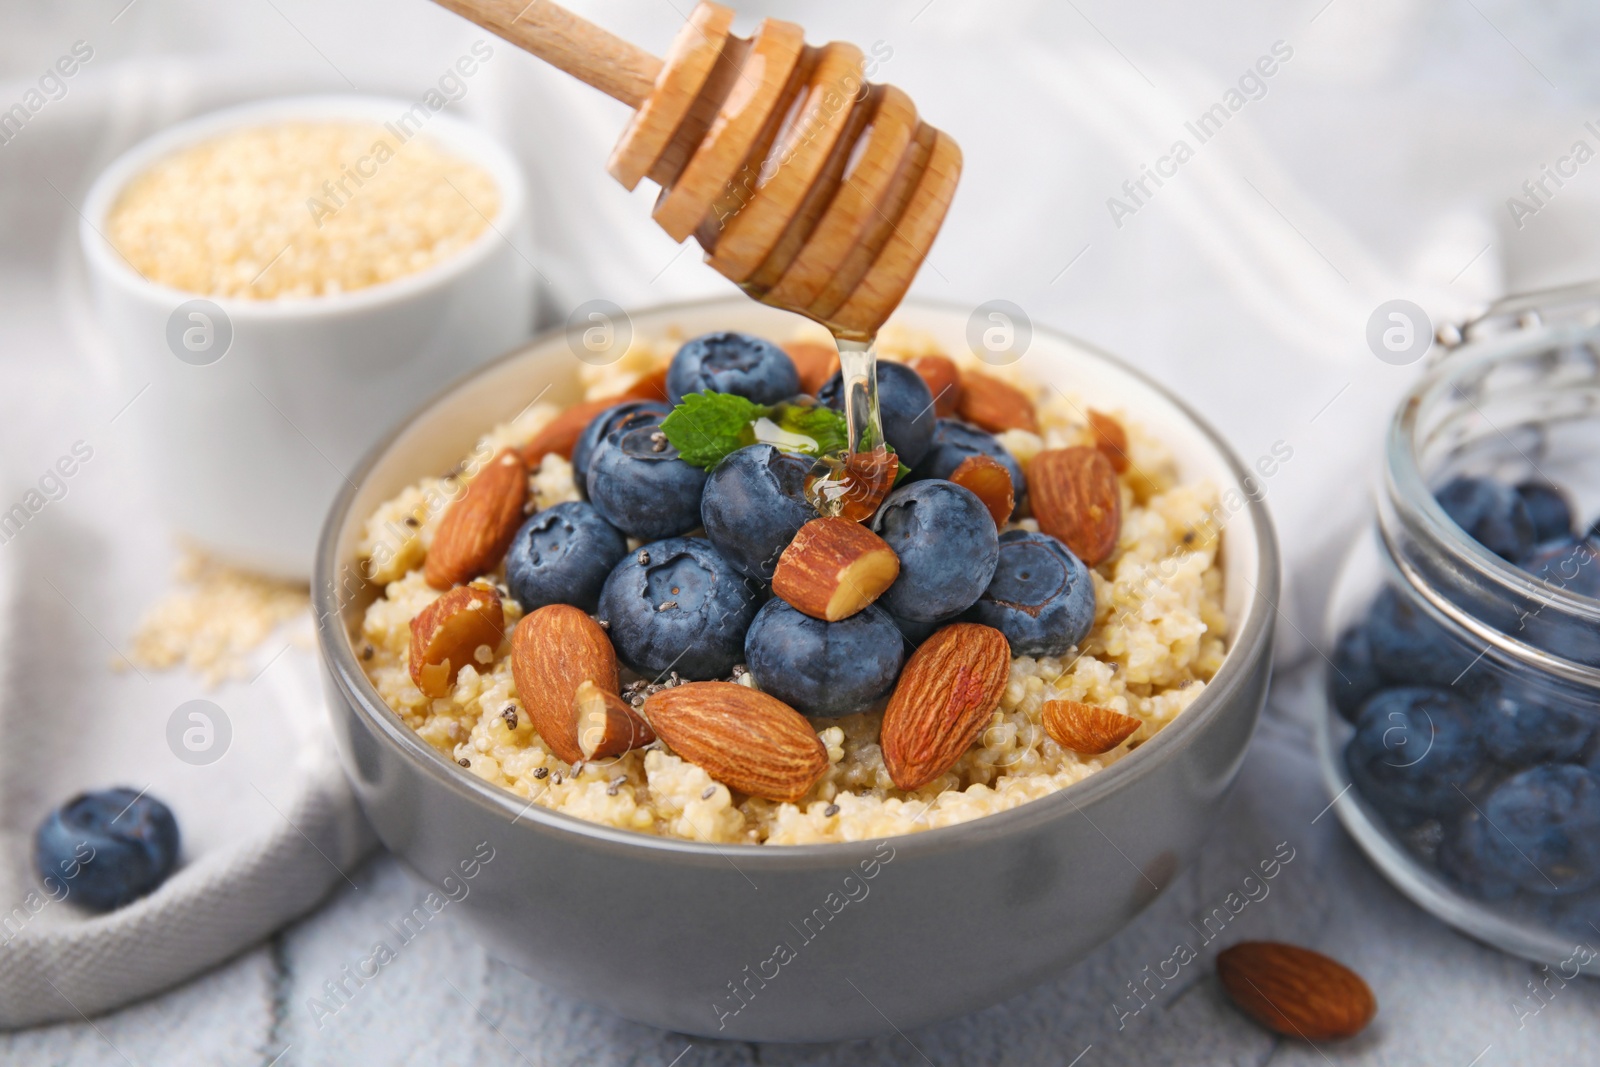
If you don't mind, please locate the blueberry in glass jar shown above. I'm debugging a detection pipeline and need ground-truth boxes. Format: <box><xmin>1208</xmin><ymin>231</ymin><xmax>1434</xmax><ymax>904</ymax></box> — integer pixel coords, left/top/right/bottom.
<box><xmin>1345</xmin><ymin>687</ymin><xmax>1485</xmax><ymax>819</ymax></box>
<box><xmin>1328</xmin><ymin>624</ymin><xmax>1385</xmax><ymax>724</ymax></box>
<box><xmin>1363</xmin><ymin>587</ymin><xmax>1481</xmax><ymax>690</ymax></box>
<box><xmin>505</xmin><ymin>501</ymin><xmax>628</xmax><ymax>613</ymax></box>
<box><xmin>1476</xmin><ymin>764</ymin><xmax>1600</xmax><ymax>895</ymax></box>
<box><xmin>1515</xmin><ymin>480</ymin><xmax>1575</xmax><ymax>545</ymax></box>
<box><xmin>700</xmin><ymin>444</ymin><xmax>818</xmax><ymax>582</ymax></box>
<box><xmin>963</xmin><ymin>530</ymin><xmax>1094</xmax><ymax>657</ymax></box>
<box><xmin>744</xmin><ymin>599</ymin><xmax>905</xmax><ymax>717</ymax></box>
<box><xmin>818</xmin><ymin>360</ymin><xmax>936</xmax><ymax>467</ymax></box>
<box><xmin>666</xmin><ymin>331</ymin><xmax>800</xmax><ymax>406</ymax></box>
<box><xmin>34</xmin><ymin>788</ymin><xmax>180</xmax><ymax>911</ymax></box>
<box><xmin>1434</xmin><ymin>475</ymin><xmax>1535</xmax><ymax>562</ymax></box>
<box><xmin>598</xmin><ymin>537</ymin><xmax>761</xmax><ymax>679</ymax></box>
<box><xmin>571</xmin><ymin>400</ymin><xmax>671</xmax><ymax>499</ymax></box>
<box><xmin>872</xmin><ymin>480</ymin><xmax>999</xmax><ymax>623</ymax></box>
<box><xmin>1437</xmin><ymin>808</ymin><xmax>1520</xmax><ymax>900</ymax></box>
<box><xmin>1477</xmin><ymin>684</ymin><xmax>1591</xmax><ymax>767</ymax></box>
<box><xmin>587</xmin><ymin>421</ymin><xmax>707</xmax><ymax>541</ymax></box>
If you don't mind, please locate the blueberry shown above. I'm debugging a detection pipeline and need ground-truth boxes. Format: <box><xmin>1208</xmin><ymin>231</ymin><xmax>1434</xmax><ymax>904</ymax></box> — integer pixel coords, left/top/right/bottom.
<box><xmin>505</xmin><ymin>502</ymin><xmax>628</xmax><ymax>613</ymax></box>
<box><xmin>1478</xmin><ymin>764</ymin><xmax>1600</xmax><ymax>895</ymax></box>
<box><xmin>745</xmin><ymin>600</ymin><xmax>905</xmax><ymax>717</ymax></box>
<box><xmin>1328</xmin><ymin>625</ymin><xmax>1384</xmax><ymax>724</ymax></box>
<box><xmin>666</xmin><ymin>331</ymin><xmax>800</xmax><ymax>406</ymax></box>
<box><xmin>597</xmin><ymin>537</ymin><xmax>761</xmax><ymax>679</ymax></box>
<box><xmin>34</xmin><ymin>788</ymin><xmax>180</xmax><ymax>912</ymax></box>
<box><xmin>818</xmin><ymin>361</ymin><xmax>936</xmax><ymax>468</ymax></box>
<box><xmin>909</xmin><ymin>419</ymin><xmax>1027</xmax><ymax>511</ymax></box>
<box><xmin>1520</xmin><ymin>539</ymin><xmax>1600</xmax><ymax>599</ymax></box>
<box><xmin>1435</xmin><ymin>475</ymin><xmax>1536</xmax><ymax>562</ymax></box>
<box><xmin>587</xmin><ymin>422</ymin><xmax>707</xmax><ymax>540</ymax></box>
<box><xmin>1438</xmin><ymin>809</ymin><xmax>1519</xmax><ymax>900</ymax></box>
<box><xmin>700</xmin><ymin>445</ymin><xmax>818</xmax><ymax>581</ymax></box>
<box><xmin>963</xmin><ymin>530</ymin><xmax>1094</xmax><ymax>657</ymax></box>
<box><xmin>1478</xmin><ymin>684</ymin><xmax>1591</xmax><ymax>767</ymax></box>
<box><xmin>1516</xmin><ymin>480</ymin><xmax>1575</xmax><ymax>544</ymax></box>
<box><xmin>1345</xmin><ymin>687</ymin><xmax>1483</xmax><ymax>818</ymax></box>
<box><xmin>571</xmin><ymin>400</ymin><xmax>671</xmax><ymax>500</ymax></box>
<box><xmin>871</xmin><ymin>480</ymin><xmax>999</xmax><ymax>623</ymax></box>
<box><xmin>1364</xmin><ymin>587</ymin><xmax>1479</xmax><ymax>689</ymax></box>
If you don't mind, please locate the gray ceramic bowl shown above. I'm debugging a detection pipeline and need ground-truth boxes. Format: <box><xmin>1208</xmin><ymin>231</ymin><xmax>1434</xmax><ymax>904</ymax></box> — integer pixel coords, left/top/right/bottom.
<box><xmin>315</xmin><ymin>297</ymin><xmax>1278</xmax><ymax>1042</ymax></box>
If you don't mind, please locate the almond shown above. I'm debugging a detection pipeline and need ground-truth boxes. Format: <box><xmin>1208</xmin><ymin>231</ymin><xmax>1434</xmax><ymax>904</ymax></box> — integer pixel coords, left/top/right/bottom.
<box><xmin>642</xmin><ymin>682</ymin><xmax>827</xmax><ymax>802</ymax></box>
<box><xmin>1216</xmin><ymin>942</ymin><xmax>1377</xmax><ymax>1041</ymax></box>
<box><xmin>808</xmin><ymin>448</ymin><xmax>899</xmax><ymax>524</ymax></box>
<box><xmin>521</xmin><ymin>397</ymin><xmax>620</xmax><ymax>466</ymax></box>
<box><xmin>1042</xmin><ymin>699</ymin><xmax>1140</xmax><ymax>754</ymax></box>
<box><xmin>906</xmin><ymin>353</ymin><xmax>961</xmax><ymax>416</ymax></box>
<box><xmin>957</xmin><ymin>370</ymin><xmax>1038</xmax><ymax>434</ymax></box>
<box><xmin>1028</xmin><ymin>446</ymin><xmax>1121</xmax><ymax>566</ymax></box>
<box><xmin>409</xmin><ymin>584</ymin><xmax>505</xmax><ymax>698</ymax></box>
<box><xmin>511</xmin><ymin>604</ymin><xmax>620</xmax><ymax>765</ymax></box>
<box><xmin>575</xmin><ymin>680</ymin><xmax>656</xmax><ymax>760</ymax></box>
<box><xmin>772</xmin><ymin>517</ymin><xmax>900</xmax><ymax>621</ymax></box>
<box><xmin>1087</xmin><ymin>409</ymin><xmax>1131</xmax><ymax>473</ymax></box>
<box><xmin>425</xmin><ymin>449</ymin><xmax>529</xmax><ymax>589</ymax></box>
<box><xmin>620</xmin><ymin>364</ymin><xmax>672</xmax><ymax>403</ymax></box>
<box><xmin>948</xmin><ymin>454</ymin><xmax>1014</xmax><ymax>527</ymax></box>
<box><xmin>880</xmin><ymin>623</ymin><xmax>1011</xmax><ymax>790</ymax></box>
<box><xmin>782</xmin><ymin>341</ymin><xmax>841</xmax><ymax>395</ymax></box>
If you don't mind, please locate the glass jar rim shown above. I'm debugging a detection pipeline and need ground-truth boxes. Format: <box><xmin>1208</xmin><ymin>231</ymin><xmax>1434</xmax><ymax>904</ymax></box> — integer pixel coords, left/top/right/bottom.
<box><xmin>1385</xmin><ymin>312</ymin><xmax>1600</xmax><ymax>681</ymax></box>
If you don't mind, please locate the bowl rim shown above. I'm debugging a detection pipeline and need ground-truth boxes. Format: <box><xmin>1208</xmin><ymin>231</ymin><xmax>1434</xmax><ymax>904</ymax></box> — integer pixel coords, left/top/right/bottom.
<box><xmin>78</xmin><ymin>93</ymin><xmax>528</xmax><ymax>319</ymax></box>
<box><xmin>315</xmin><ymin>295</ymin><xmax>1280</xmax><ymax>862</ymax></box>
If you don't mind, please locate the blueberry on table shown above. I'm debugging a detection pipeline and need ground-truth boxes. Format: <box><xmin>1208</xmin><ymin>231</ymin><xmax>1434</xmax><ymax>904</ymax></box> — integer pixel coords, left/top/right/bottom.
<box><xmin>1434</xmin><ymin>475</ymin><xmax>1535</xmax><ymax>562</ymax></box>
<box><xmin>963</xmin><ymin>530</ymin><xmax>1094</xmax><ymax>657</ymax></box>
<box><xmin>571</xmin><ymin>400</ymin><xmax>671</xmax><ymax>499</ymax></box>
<box><xmin>1479</xmin><ymin>764</ymin><xmax>1600</xmax><ymax>895</ymax></box>
<box><xmin>598</xmin><ymin>537</ymin><xmax>761</xmax><ymax>679</ymax></box>
<box><xmin>505</xmin><ymin>501</ymin><xmax>628</xmax><ymax>613</ymax></box>
<box><xmin>872</xmin><ymin>480</ymin><xmax>999</xmax><ymax>623</ymax></box>
<box><xmin>666</xmin><ymin>331</ymin><xmax>800</xmax><ymax>406</ymax></box>
<box><xmin>745</xmin><ymin>599</ymin><xmax>905</xmax><ymax>717</ymax></box>
<box><xmin>1328</xmin><ymin>624</ymin><xmax>1385</xmax><ymax>724</ymax></box>
<box><xmin>1364</xmin><ymin>586</ymin><xmax>1480</xmax><ymax>689</ymax></box>
<box><xmin>819</xmin><ymin>360</ymin><xmax>936</xmax><ymax>468</ymax></box>
<box><xmin>1515</xmin><ymin>480</ymin><xmax>1575</xmax><ymax>544</ymax></box>
<box><xmin>1478</xmin><ymin>684</ymin><xmax>1591</xmax><ymax>767</ymax></box>
<box><xmin>35</xmin><ymin>788</ymin><xmax>180</xmax><ymax>912</ymax></box>
<box><xmin>1345</xmin><ymin>687</ymin><xmax>1484</xmax><ymax>819</ymax></box>
<box><xmin>909</xmin><ymin>418</ymin><xmax>1028</xmax><ymax>511</ymax></box>
<box><xmin>701</xmin><ymin>444</ymin><xmax>818</xmax><ymax>581</ymax></box>
<box><xmin>587</xmin><ymin>422</ymin><xmax>708</xmax><ymax>540</ymax></box>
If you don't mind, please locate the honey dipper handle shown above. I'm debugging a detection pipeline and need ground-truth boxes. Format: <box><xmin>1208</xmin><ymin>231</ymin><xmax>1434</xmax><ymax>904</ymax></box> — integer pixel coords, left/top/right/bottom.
<box><xmin>431</xmin><ymin>0</ymin><xmax>663</xmax><ymax>108</ymax></box>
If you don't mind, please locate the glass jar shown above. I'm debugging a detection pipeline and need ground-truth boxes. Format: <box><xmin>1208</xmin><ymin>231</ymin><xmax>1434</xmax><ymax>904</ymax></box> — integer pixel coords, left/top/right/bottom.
<box><xmin>1319</xmin><ymin>282</ymin><xmax>1600</xmax><ymax>970</ymax></box>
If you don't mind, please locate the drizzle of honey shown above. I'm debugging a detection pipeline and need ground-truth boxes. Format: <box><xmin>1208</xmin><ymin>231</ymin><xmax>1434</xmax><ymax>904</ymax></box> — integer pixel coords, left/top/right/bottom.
<box><xmin>803</xmin><ymin>335</ymin><xmax>895</xmax><ymax>520</ymax></box>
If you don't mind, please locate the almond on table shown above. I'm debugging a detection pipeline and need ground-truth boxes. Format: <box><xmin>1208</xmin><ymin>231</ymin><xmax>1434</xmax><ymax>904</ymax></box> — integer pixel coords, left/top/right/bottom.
<box><xmin>772</xmin><ymin>518</ymin><xmax>900</xmax><ymax>622</ymax></box>
<box><xmin>425</xmin><ymin>448</ymin><xmax>529</xmax><ymax>589</ymax></box>
<box><xmin>1216</xmin><ymin>942</ymin><xmax>1376</xmax><ymax>1041</ymax></box>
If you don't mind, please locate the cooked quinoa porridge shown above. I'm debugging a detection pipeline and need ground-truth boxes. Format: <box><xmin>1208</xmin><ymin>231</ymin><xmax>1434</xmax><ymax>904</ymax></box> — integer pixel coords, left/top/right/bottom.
<box><xmin>356</xmin><ymin>326</ymin><xmax>1229</xmax><ymax>845</ymax></box>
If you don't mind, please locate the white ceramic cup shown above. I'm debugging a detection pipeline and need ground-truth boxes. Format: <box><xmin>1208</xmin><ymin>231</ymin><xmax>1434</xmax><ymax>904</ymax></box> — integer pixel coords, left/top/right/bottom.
<box><xmin>81</xmin><ymin>95</ymin><xmax>535</xmax><ymax>580</ymax></box>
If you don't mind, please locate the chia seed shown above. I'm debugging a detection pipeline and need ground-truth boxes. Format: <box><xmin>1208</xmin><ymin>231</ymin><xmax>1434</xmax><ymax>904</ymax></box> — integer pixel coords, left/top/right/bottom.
<box><xmin>501</xmin><ymin>706</ymin><xmax>518</xmax><ymax>730</ymax></box>
<box><xmin>637</xmin><ymin>550</ymin><xmax>650</xmax><ymax>566</ymax></box>
<box><xmin>457</xmin><ymin>758</ymin><xmax>470</xmax><ymax>767</ymax></box>
<box><xmin>361</xmin><ymin>645</ymin><xmax>374</xmax><ymax>661</ymax></box>
<box><xmin>824</xmin><ymin>804</ymin><xmax>840</xmax><ymax>817</ymax></box>
<box><xmin>701</xmin><ymin>785</ymin><xmax>717</xmax><ymax>800</ymax></box>
<box><xmin>608</xmin><ymin>775</ymin><xmax>627</xmax><ymax>796</ymax></box>
<box><xmin>404</xmin><ymin>516</ymin><xmax>419</xmax><ymax>528</ymax></box>
<box><xmin>533</xmin><ymin>767</ymin><xmax>549</xmax><ymax>779</ymax></box>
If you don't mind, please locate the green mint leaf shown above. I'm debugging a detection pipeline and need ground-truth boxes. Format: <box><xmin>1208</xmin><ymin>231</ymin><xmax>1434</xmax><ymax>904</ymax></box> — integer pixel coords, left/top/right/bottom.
<box><xmin>896</xmin><ymin>460</ymin><xmax>912</xmax><ymax>483</ymax></box>
<box><xmin>660</xmin><ymin>392</ymin><xmax>767</xmax><ymax>469</ymax></box>
<box><xmin>774</xmin><ymin>405</ymin><xmax>850</xmax><ymax>458</ymax></box>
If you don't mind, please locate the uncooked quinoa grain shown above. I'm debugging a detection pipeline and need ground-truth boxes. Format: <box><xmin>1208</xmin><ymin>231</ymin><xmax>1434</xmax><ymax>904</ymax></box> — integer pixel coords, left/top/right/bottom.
<box><xmin>357</xmin><ymin>327</ymin><xmax>1231</xmax><ymax>844</ymax></box>
<box><xmin>107</xmin><ymin>122</ymin><xmax>498</xmax><ymax>299</ymax></box>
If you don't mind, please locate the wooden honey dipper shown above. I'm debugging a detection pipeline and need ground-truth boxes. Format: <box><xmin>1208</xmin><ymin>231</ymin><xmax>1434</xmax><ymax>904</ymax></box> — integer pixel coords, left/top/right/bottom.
<box><xmin>430</xmin><ymin>0</ymin><xmax>962</xmax><ymax>342</ymax></box>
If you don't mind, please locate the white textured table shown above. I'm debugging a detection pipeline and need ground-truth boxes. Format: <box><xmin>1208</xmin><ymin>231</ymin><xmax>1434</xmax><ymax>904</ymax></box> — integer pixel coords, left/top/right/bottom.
<box><xmin>6</xmin><ymin>670</ymin><xmax>1597</xmax><ymax>1065</ymax></box>
<box><xmin>5</xmin><ymin>0</ymin><xmax>1600</xmax><ymax>1060</ymax></box>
